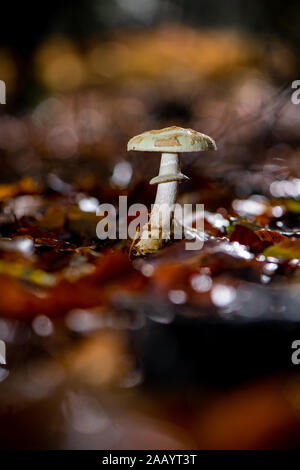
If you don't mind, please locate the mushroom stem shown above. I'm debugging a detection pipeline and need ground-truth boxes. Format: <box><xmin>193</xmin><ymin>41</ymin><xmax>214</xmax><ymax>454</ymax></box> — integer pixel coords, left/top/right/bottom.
<box><xmin>135</xmin><ymin>153</ymin><xmax>179</xmax><ymax>255</ymax></box>
<box><xmin>151</xmin><ymin>152</ymin><xmax>179</xmax><ymax>231</ymax></box>
<box><xmin>156</xmin><ymin>152</ymin><xmax>180</xmax><ymax>180</ymax></box>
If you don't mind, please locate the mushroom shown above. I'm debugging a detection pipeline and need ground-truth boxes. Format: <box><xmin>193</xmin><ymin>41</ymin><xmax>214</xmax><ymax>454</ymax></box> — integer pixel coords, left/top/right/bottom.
<box><xmin>127</xmin><ymin>126</ymin><xmax>217</xmax><ymax>255</ymax></box>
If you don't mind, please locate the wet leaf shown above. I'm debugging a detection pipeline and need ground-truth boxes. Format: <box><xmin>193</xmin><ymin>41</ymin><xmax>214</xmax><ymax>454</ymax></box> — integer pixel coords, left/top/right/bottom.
<box><xmin>254</xmin><ymin>230</ymin><xmax>287</xmax><ymax>245</ymax></box>
<box><xmin>263</xmin><ymin>239</ymin><xmax>300</xmax><ymax>260</ymax></box>
<box><xmin>229</xmin><ymin>224</ymin><xmax>265</xmax><ymax>253</ymax></box>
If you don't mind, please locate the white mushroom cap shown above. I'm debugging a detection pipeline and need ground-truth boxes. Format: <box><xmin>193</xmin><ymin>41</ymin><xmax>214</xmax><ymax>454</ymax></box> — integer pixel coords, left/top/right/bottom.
<box><xmin>127</xmin><ymin>126</ymin><xmax>217</xmax><ymax>153</ymax></box>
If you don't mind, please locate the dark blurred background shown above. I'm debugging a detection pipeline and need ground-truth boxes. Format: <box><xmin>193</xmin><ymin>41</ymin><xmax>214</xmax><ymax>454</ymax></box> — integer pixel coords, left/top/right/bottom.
<box><xmin>1</xmin><ymin>0</ymin><xmax>300</xmax><ymax>110</ymax></box>
<box><xmin>2</xmin><ymin>0</ymin><xmax>300</xmax><ymax>49</ymax></box>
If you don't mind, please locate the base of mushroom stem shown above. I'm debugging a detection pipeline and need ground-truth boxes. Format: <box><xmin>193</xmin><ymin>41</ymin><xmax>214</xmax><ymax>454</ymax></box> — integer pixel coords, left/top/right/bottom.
<box><xmin>133</xmin><ymin>227</ymin><xmax>172</xmax><ymax>255</ymax></box>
